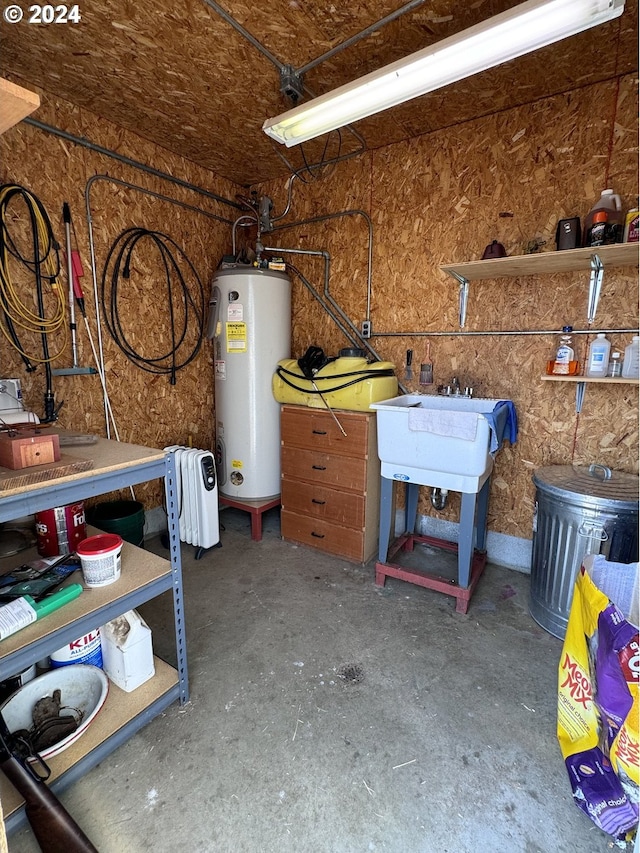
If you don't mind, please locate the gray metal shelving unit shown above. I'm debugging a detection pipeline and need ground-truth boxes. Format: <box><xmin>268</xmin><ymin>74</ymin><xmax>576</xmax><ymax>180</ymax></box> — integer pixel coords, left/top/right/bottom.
<box><xmin>0</xmin><ymin>437</ymin><xmax>188</xmax><ymax>834</ymax></box>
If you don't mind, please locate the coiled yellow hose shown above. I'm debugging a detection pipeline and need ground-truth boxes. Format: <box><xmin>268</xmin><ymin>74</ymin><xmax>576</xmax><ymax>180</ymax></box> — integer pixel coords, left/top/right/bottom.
<box><xmin>0</xmin><ymin>184</ymin><xmax>67</xmax><ymax>363</ymax></box>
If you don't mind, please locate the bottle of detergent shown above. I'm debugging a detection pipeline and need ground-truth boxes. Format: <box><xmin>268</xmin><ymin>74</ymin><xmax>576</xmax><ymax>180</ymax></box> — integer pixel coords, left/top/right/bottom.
<box><xmin>583</xmin><ymin>189</ymin><xmax>623</xmax><ymax>246</ymax></box>
<box><xmin>623</xmin><ymin>207</ymin><xmax>639</xmax><ymax>243</ymax></box>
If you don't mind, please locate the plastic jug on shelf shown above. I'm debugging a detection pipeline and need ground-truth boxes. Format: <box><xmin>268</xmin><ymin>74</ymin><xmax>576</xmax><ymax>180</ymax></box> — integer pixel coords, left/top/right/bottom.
<box><xmin>621</xmin><ymin>336</ymin><xmax>640</xmax><ymax>379</ymax></box>
<box><xmin>585</xmin><ymin>333</ymin><xmax>611</xmax><ymax>378</ymax></box>
<box><xmin>583</xmin><ymin>189</ymin><xmax>623</xmax><ymax>246</ymax></box>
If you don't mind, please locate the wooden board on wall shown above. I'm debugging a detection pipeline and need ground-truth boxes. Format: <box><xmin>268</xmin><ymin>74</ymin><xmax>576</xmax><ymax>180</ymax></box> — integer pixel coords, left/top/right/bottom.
<box><xmin>0</xmin><ymin>77</ymin><xmax>39</xmax><ymax>134</ymax></box>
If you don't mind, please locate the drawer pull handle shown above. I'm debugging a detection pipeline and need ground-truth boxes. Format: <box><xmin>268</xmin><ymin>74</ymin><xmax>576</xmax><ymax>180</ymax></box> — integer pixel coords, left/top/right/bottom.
<box><xmin>311</xmin><ymin>531</ymin><xmax>325</xmax><ymax>539</ymax></box>
<box><xmin>311</xmin><ymin>498</ymin><xmax>326</xmax><ymax>505</ymax></box>
<box><xmin>312</xmin><ymin>429</ymin><xmax>327</xmax><ymax>435</ymax></box>
<box><xmin>312</xmin><ymin>465</ymin><xmax>327</xmax><ymax>470</ymax></box>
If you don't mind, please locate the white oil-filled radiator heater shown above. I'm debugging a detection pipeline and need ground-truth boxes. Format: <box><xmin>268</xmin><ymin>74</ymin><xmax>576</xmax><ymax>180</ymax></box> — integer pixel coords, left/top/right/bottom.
<box><xmin>165</xmin><ymin>446</ymin><xmax>220</xmax><ymax>560</ymax></box>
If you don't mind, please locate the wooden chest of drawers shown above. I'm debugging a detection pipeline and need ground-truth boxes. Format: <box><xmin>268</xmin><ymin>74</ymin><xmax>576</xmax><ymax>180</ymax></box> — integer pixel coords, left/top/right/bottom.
<box><xmin>280</xmin><ymin>404</ymin><xmax>380</xmax><ymax>563</ymax></box>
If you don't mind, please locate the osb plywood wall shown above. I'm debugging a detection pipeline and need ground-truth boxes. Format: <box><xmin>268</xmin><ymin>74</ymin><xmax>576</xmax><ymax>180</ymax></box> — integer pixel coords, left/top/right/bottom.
<box><xmin>1</xmin><ymin>73</ymin><xmax>637</xmax><ymax>547</ymax></box>
<box><xmin>253</xmin><ymin>74</ymin><xmax>639</xmax><ymax>543</ymax></box>
<box><xmin>0</xmin><ymin>84</ymin><xmax>239</xmax><ymax>510</ymax></box>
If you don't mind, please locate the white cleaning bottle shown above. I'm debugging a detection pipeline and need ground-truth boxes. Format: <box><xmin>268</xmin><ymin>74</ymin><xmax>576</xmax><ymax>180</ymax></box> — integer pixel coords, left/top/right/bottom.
<box><xmin>622</xmin><ymin>335</ymin><xmax>640</xmax><ymax>379</ymax></box>
<box><xmin>586</xmin><ymin>333</ymin><xmax>611</xmax><ymax>378</ymax></box>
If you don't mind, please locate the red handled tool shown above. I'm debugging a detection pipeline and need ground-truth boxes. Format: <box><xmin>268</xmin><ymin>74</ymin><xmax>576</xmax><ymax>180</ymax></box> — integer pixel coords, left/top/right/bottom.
<box><xmin>52</xmin><ymin>203</ymin><xmax>95</xmax><ymax>376</ymax></box>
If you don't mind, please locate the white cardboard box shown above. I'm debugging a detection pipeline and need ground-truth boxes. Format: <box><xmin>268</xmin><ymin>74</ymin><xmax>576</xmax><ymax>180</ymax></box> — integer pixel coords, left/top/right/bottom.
<box><xmin>101</xmin><ymin>610</ymin><xmax>155</xmax><ymax>692</ymax></box>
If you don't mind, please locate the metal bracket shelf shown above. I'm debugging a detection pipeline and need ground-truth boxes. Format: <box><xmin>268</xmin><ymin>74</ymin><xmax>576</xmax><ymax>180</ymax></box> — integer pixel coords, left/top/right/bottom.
<box><xmin>540</xmin><ymin>374</ymin><xmax>639</xmax><ymax>413</ymax></box>
<box><xmin>440</xmin><ymin>243</ymin><xmax>639</xmax><ymax>328</ymax></box>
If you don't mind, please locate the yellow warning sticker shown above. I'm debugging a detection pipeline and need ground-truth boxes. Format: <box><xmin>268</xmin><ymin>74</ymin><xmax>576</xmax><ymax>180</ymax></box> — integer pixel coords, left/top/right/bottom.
<box><xmin>226</xmin><ymin>322</ymin><xmax>247</xmax><ymax>352</ymax></box>
<box><xmin>231</xmin><ymin>459</ymin><xmax>243</xmax><ymax>469</ymax></box>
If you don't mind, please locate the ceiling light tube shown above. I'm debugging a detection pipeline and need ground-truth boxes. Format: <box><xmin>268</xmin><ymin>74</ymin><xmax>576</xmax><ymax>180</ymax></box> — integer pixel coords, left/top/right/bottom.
<box><xmin>263</xmin><ymin>0</ymin><xmax>625</xmax><ymax>147</ymax></box>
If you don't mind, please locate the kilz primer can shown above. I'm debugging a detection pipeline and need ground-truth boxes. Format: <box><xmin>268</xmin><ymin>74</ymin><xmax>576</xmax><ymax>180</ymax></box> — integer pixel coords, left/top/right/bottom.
<box><xmin>51</xmin><ymin>629</ymin><xmax>103</xmax><ymax>669</ymax></box>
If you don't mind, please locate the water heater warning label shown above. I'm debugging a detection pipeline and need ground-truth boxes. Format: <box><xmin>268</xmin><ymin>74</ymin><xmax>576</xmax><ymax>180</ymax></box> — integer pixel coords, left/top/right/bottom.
<box><xmin>226</xmin><ymin>322</ymin><xmax>247</xmax><ymax>352</ymax></box>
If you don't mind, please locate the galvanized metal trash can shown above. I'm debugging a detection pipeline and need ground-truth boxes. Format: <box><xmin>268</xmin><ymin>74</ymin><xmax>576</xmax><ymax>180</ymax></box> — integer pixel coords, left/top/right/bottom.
<box><xmin>529</xmin><ymin>464</ymin><xmax>639</xmax><ymax>639</ymax></box>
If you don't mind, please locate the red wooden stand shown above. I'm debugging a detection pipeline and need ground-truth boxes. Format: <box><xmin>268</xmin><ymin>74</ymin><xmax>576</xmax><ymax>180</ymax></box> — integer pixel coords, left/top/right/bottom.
<box><xmin>375</xmin><ymin>532</ymin><xmax>487</xmax><ymax>614</ymax></box>
<box><xmin>219</xmin><ymin>495</ymin><xmax>280</xmax><ymax>541</ymax></box>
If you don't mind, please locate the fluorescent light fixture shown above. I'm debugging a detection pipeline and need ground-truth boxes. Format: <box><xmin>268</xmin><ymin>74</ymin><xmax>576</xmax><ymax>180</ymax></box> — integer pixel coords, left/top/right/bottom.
<box><xmin>263</xmin><ymin>0</ymin><xmax>625</xmax><ymax>147</ymax></box>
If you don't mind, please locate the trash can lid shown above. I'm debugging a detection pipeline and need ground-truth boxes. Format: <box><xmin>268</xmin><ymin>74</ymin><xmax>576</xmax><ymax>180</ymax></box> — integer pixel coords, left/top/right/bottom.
<box><xmin>533</xmin><ymin>464</ymin><xmax>639</xmax><ymax>508</ymax></box>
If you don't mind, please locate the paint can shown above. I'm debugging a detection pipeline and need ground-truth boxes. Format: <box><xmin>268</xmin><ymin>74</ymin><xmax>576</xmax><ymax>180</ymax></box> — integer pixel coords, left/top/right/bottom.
<box><xmin>76</xmin><ymin>533</ymin><xmax>123</xmax><ymax>587</ymax></box>
<box><xmin>35</xmin><ymin>502</ymin><xmax>86</xmax><ymax>557</ymax></box>
<box><xmin>51</xmin><ymin>628</ymin><xmax>103</xmax><ymax>669</ymax></box>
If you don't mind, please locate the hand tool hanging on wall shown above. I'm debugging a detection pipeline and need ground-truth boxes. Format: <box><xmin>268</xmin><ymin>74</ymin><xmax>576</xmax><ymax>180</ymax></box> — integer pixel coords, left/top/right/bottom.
<box><xmin>52</xmin><ymin>203</ymin><xmax>96</xmax><ymax>377</ymax></box>
<box><xmin>101</xmin><ymin>228</ymin><xmax>205</xmax><ymax>385</ymax></box>
<box><xmin>419</xmin><ymin>341</ymin><xmax>433</xmax><ymax>385</ymax></box>
<box><xmin>405</xmin><ymin>349</ymin><xmax>413</xmax><ymax>382</ymax></box>
<box><xmin>0</xmin><ymin>184</ymin><xmax>66</xmax><ymax>422</ymax></box>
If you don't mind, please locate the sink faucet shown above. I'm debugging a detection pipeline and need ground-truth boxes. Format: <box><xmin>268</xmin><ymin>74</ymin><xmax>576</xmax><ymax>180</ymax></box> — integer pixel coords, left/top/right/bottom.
<box><xmin>437</xmin><ymin>377</ymin><xmax>474</xmax><ymax>398</ymax></box>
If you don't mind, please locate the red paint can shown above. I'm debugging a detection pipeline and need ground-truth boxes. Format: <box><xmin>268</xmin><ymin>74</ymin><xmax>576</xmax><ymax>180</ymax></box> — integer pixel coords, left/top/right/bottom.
<box><xmin>35</xmin><ymin>502</ymin><xmax>86</xmax><ymax>556</ymax></box>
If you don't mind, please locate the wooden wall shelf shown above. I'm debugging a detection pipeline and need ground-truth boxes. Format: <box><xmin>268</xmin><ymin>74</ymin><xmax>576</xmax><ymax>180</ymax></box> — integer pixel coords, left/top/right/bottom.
<box><xmin>540</xmin><ymin>372</ymin><xmax>638</xmax><ymax>413</ymax></box>
<box><xmin>440</xmin><ymin>243</ymin><xmax>639</xmax><ymax>327</ymax></box>
<box><xmin>0</xmin><ymin>78</ymin><xmax>40</xmax><ymax>135</ymax></box>
<box><xmin>441</xmin><ymin>243</ymin><xmax>639</xmax><ymax>282</ymax></box>
<box><xmin>540</xmin><ymin>375</ymin><xmax>639</xmax><ymax>384</ymax></box>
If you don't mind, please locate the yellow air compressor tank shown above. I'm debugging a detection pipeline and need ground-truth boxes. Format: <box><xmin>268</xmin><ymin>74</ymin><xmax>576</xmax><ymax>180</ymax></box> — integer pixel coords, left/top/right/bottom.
<box><xmin>272</xmin><ymin>355</ymin><xmax>398</xmax><ymax>412</ymax></box>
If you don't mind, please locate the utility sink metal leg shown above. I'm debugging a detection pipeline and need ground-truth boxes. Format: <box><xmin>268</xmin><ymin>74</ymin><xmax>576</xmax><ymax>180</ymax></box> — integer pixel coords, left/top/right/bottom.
<box><xmin>405</xmin><ymin>483</ymin><xmax>419</xmax><ymax>534</ymax></box>
<box><xmin>375</xmin><ymin>477</ymin><xmax>489</xmax><ymax>611</ymax></box>
<box><xmin>475</xmin><ymin>477</ymin><xmax>491</xmax><ymax>552</ymax></box>
<box><xmin>459</xmin><ymin>492</ymin><xmax>478</xmax><ymax>588</ymax></box>
<box><xmin>378</xmin><ymin>476</ymin><xmax>394</xmax><ymax>563</ymax></box>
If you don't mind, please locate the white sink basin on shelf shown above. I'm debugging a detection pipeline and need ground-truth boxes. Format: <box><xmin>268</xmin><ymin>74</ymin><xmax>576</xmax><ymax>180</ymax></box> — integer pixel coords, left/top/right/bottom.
<box><xmin>370</xmin><ymin>394</ymin><xmax>504</xmax><ymax>493</ymax></box>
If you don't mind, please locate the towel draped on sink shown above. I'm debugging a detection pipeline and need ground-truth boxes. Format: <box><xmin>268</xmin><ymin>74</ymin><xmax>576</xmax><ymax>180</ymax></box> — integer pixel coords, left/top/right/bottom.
<box><xmin>407</xmin><ymin>399</ymin><xmax>518</xmax><ymax>456</ymax></box>
<box><xmin>408</xmin><ymin>408</ymin><xmax>479</xmax><ymax>440</ymax></box>
<box><xmin>484</xmin><ymin>400</ymin><xmax>518</xmax><ymax>454</ymax></box>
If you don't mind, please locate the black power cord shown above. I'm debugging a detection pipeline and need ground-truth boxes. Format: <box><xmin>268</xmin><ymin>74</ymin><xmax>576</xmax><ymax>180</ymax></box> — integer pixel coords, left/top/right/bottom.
<box><xmin>101</xmin><ymin>228</ymin><xmax>205</xmax><ymax>384</ymax></box>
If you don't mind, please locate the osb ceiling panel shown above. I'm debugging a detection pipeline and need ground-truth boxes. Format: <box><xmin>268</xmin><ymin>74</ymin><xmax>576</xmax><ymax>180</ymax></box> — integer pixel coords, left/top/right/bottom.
<box><xmin>1</xmin><ymin>0</ymin><xmax>637</xmax><ymax>185</ymax></box>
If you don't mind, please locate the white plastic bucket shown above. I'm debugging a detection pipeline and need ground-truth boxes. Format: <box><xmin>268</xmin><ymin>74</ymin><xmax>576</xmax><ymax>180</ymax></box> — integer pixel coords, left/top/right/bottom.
<box><xmin>77</xmin><ymin>533</ymin><xmax>123</xmax><ymax>587</ymax></box>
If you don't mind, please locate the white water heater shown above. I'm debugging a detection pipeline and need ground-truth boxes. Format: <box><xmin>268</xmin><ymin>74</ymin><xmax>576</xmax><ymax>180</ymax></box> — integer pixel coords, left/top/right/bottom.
<box><xmin>208</xmin><ymin>267</ymin><xmax>291</xmax><ymax>500</ymax></box>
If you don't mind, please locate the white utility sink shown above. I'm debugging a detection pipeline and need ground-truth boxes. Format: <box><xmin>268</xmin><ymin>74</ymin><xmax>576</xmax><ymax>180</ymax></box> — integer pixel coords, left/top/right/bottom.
<box><xmin>370</xmin><ymin>394</ymin><xmax>506</xmax><ymax>493</ymax></box>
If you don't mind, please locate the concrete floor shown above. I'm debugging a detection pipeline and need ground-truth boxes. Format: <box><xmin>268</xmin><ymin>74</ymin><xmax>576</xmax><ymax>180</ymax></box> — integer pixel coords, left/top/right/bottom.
<box><xmin>8</xmin><ymin>507</ymin><xmax>616</xmax><ymax>852</ymax></box>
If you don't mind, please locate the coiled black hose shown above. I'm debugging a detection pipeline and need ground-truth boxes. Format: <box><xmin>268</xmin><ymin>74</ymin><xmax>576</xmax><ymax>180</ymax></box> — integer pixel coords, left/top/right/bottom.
<box><xmin>101</xmin><ymin>228</ymin><xmax>205</xmax><ymax>384</ymax></box>
<box><xmin>275</xmin><ymin>363</ymin><xmax>396</xmax><ymax>395</ymax></box>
